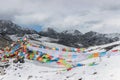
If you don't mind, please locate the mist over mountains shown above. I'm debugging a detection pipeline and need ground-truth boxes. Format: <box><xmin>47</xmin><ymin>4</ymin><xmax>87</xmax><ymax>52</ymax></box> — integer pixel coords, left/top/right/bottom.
<box><xmin>0</xmin><ymin>20</ymin><xmax>37</xmax><ymax>35</ymax></box>
<box><xmin>0</xmin><ymin>20</ymin><xmax>120</xmax><ymax>48</ymax></box>
<box><xmin>39</xmin><ymin>28</ymin><xmax>120</xmax><ymax>48</ymax></box>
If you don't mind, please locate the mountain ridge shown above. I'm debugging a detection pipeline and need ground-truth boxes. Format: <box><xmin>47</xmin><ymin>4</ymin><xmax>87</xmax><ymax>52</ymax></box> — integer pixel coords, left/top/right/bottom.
<box><xmin>0</xmin><ymin>20</ymin><xmax>120</xmax><ymax>48</ymax></box>
<box><xmin>0</xmin><ymin>20</ymin><xmax>37</xmax><ymax>48</ymax></box>
<box><xmin>0</xmin><ymin>20</ymin><xmax>37</xmax><ymax>35</ymax></box>
<box><xmin>39</xmin><ymin>28</ymin><xmax>120</xmax><ymax>48</ymax></box>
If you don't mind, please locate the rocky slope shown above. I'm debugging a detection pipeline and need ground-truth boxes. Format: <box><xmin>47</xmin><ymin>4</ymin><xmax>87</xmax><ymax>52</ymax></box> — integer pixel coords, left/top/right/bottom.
<box><xmin>0</xmin><ymin>20</ymin><xmax>37</xmax><ymax>35</ymax></box>
<box><xmin>0</xmin><ymin>20</ymin><xmax>119</xmax><ymax>48</ymax></box>
<box><xmin>39</xmin><ymin>28</ymin><xmax>120</xmax><ymax>48</ymax></box>
<box><xmin>0</xmin><ymin>20</ymin><xmax>37</xmax><ymax>48</ymax></box>
<box><xmin>0</xmin><ymin>34</ymin><xmax>12</xmax><ymax>48</ymax></box>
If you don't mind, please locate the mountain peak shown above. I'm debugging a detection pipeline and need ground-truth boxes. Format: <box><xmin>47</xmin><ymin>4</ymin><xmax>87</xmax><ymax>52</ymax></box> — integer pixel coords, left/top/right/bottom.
<box><xmin>62</xmin><ymin>29</ymin><xmax>82</xmax><ymax>35</ymax></box>
<box><xmin>74</xmin><ymin>30</ymin><xmax>83</xmax><ymax>35</ymax></box>
<box><xmin>0</xmin><ymin>20</ymin><xmax>37</xmax><ymax>34</ymax></box>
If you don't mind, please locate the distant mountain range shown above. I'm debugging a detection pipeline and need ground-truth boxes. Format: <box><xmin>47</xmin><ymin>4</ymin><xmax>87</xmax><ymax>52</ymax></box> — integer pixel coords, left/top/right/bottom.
<box><xmin>39</xmin><ymin>28</ymin><xmax>120</xmax><ymax>48</ymax></box>
<box><xmin>0</xmin><ymin>20</ymin><xmax>120</xmax><ymax>48</ymax></box>
<box><xmin>0</xmin><ymin>20</ymin><xmax>37</xmax><ymax>35</ymax></box>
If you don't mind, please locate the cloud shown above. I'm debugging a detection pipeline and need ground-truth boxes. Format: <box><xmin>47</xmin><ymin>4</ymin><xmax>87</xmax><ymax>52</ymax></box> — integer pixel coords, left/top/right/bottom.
<box><xmin>0</xmin><ymin>0</ymin><xmax>120</xmax><ymax>33</ymax></box>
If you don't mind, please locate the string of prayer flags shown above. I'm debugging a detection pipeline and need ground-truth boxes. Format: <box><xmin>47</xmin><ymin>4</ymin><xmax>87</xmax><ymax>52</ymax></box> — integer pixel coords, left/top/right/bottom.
<box><xmin>93</xmin><ymin>52</ymin><xmax>99</xmax><ymax>58</ymax></box>
<box><xmin>88</xmin><ymin>54</ymin><xmax>93</xmax><ymax>59</ymax></box>
<box><xmin>111</xmin><ymin>50</ymin><xmax>118</xmax><ymax>52</ymax></box>
<box><xmin>100</xmin><ymin>52</ymin><xmax>107</xmax><ymax>57</ymax></box>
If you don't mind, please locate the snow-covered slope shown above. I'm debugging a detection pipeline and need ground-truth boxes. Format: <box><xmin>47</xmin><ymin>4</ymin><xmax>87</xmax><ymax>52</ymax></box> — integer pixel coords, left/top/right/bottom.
<box><xmin>0</xmin><ymin>53</ymin><xmax>120</xmax><ymax>80</ymax></box>
<box><xmin>105</xmin><ymin>33</ymin><xmax>120</xmax><ymax>39</ymax></box>
<box><xmin>29</xmin><ymin>36</ymin><xmax>120</xmax><ymax>54</ymax></box>
<box><xmin>30</xmin><ymin>36</ymin><xmax>120</xmax><ymax>52</ymax></box>
<box><xmin>3</xmin><ymin>35</ymin><xmax>120</xmax><ymax>80</ymax></box>
<box><xmin>9</xmin><ymin>34</ymin><xmax>120</xmax><ymax>52</ymax></box>
<box><xmin>86</xmin><ymin>40</ymin><xmax>120</xmax><ymax>52</ymax></box>
<box><xmin>38</xmin><ymin>36</ymin><xmax>59</xmax><ymax>42</ymax></box>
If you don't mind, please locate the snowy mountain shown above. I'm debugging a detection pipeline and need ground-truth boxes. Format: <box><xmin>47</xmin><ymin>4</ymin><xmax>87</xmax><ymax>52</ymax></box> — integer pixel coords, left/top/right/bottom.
<box><xmin>39</xmin><ymin>28</ymin><xmax>120</xmax><ymax>48</ymax></box>
<box><xmin>9</xmin><ymin>33</ymin><xmax>120</xmax><ymax>53</ymax></box>
<box><xmin>30</xmin><ymin>36</ymin><xmax>120</xmax><ymax>52</ymax></box>
<box><xmin>0</xmin><ymin>20</ymin><xmax>120</xmax><ymax>48</ymax></box>
<box><xmin>105</xmin><ymin>33</ymin><xmax>120</xmax><ymax>39</ymax></box>
<box><xmin>2</xmin><ymin>30</ymin><xmax>120</xmax><ymax>80</ymax></box>
<box><xmin>0</xmin><ymin>20</ymin><xmax>38</xmax><ymax>48</ymax></box>
<box><xmin>1</xmin><ymin>37</ymin><xmax>120</xmax><ymax>80</ymax></box>
<box><xmin>0</xmin><ymin>20</ymin><xmax>37</xmax><ymax>35</ymax></box>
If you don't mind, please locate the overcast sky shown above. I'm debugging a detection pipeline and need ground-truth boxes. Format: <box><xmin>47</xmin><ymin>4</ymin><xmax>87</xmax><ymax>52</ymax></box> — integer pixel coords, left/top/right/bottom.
<box><xmin>0</xmin><ymin>0</ymin><xmax>120</xmax><ymax>33</ymax></box>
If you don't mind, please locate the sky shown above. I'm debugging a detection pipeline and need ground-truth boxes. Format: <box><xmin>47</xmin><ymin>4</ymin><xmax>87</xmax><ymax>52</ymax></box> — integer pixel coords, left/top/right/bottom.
<box><xmin>0</xmin><ymin>0</ymin><xmax>120</xmax><ymax>33</ymax></box>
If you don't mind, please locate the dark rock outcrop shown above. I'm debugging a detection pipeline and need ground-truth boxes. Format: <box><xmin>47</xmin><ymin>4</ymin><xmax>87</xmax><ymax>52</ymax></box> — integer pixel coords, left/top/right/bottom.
<box><xmin>0</xmin><ymin>34</ymin><xmax>12</xmax><ymax>48</ymax></box>
<box><xmin>0</xmin><ymin>20</ymin><xmax>37</xmax><ymax>35</ymax></box>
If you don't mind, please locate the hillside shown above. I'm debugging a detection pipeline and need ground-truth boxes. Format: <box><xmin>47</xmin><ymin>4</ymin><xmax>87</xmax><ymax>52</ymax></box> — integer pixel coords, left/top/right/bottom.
<box><xmin>0</xmin><ymin>20</ymin><xmax>37</xmax><ymax>48</ymax></box>
<box><xmin>39</xmin><ymin>28</ymin><xmax>120</xmax><ymax>48</ymax></box>
<box><xmin>0</xmin><ymin>43</ymin><xmax>120</xmax><ymax>80</ymax></box>
<box><xmin>0</xmin><ymin>20</ymin><xmax>37</xmax><ymax>35</ymax></box>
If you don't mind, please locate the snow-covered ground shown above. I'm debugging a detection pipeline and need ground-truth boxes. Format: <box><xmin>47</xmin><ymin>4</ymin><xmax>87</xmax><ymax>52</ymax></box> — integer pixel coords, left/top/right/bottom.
<box><xmin>5</xmin><ymin>35</ymin><xmax>120</xmax><ymax>80</ymax></box>
<box><xmin>87</xmin><ymin>40</ymin><xmax>120</xmax><ymax>50</ymax></box>
<box><xmin>0</xmin><ymin>54</ymin><xmax>120</xmax><ymax>80</ymax></box>
<box><xmin>9</xmin><ymin>34</ymin><xmax>120</xmax><ymax>50</ymax></box>
<box><xmin>38</xmin><ymin>36</ymin><xmax>59</xmax><ymax>42</ymax></box>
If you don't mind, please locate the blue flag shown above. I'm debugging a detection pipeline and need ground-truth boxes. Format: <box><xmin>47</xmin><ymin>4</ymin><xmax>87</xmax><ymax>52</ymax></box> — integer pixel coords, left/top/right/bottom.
<box><xmin>100</xmin><ymin>52</ymin><xmax>106</xmax><ymax>57</ymax></box>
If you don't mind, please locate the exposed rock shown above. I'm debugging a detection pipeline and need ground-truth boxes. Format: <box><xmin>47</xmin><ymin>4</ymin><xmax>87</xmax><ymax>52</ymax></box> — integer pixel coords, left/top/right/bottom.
<box><xmin>39</xmin><ymin>28</ymin><xmax>119</xmax><ymax>48</ymax></box>
<box><xmin>0</xmin><ymin>20</ymin><xmax>37</xmax><ymax>35</ymax></box>
<box><xmin>0</xmin><ymin>34</ymin><xmax>12</xmax><ymax>48</ymax></box>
